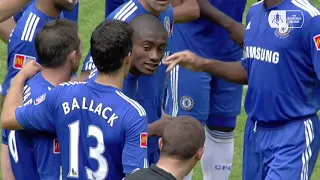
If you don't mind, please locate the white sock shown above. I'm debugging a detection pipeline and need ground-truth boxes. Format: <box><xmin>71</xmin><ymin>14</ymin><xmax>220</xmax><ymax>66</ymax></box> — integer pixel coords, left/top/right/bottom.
<box><xmin>183</xmin><ymin>169</ymin><xmax>194</xmax><ymax>180</ymax></box>
<box><xmin>201</xmin><ymin>127</ymin><xmax>234</xmax><ymax>180</ymax></box>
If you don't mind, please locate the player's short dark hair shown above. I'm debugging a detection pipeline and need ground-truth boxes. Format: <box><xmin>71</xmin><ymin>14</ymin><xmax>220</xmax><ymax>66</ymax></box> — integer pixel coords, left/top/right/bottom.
<box><xmin>35</xmin><ymin>19</ymin><xmax>80</xmax><ymax>68</ymax></box>
<box><xmin>90</xmin><ymin>20</ymin><xmax>134</xmax><ymax>75</ymax></box>
<box><xmin>161</xmin><ymin>116</ymin><xmax>205</xmax><ymax>160</ymax></box>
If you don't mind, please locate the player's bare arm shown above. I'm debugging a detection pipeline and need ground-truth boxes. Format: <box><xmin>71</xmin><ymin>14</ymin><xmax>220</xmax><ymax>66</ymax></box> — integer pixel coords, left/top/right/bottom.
<box><xmin>148</xmin><ymin>110</ymin><xmax>173</xmax><ymax>137</ymax></box>
<box><xmin>196</xmin><ymin>0</ymin><xmax>245</xmax><ymax>46</ymax></box>
<box><xmin>0</xmin><ymin>18</ymin><xmax>16</xmax><ymax>43</ymax></box>
<box><xmin>1</xmin><ymin>60</ymin><xmax>42</xmax><ymax>130</ymax></box>
<box><xmin>1</xmin><ymin>144</ymin><xmax>15</xmax><ymax>180</ymax></box>
<box><xmin>164</xmin><ymin>50</ymin><xmax>247</xmax><ymax>84</ymax></box>
<box><xmin>171</xmin><ymin>0</ymin><xmax>200</xmax><ymax>23</ymax></box>
<box><xmin>0</xmin><ymin>0</ymin><xmax>30</xmax><ymax>23</ymax></box>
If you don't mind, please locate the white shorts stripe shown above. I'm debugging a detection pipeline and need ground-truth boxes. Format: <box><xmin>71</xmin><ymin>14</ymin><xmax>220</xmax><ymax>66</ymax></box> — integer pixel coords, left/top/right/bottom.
<box><xmin>301</xmin><ymin>119</ymin><xmax>314</xmax><ymax>180</ymax></box>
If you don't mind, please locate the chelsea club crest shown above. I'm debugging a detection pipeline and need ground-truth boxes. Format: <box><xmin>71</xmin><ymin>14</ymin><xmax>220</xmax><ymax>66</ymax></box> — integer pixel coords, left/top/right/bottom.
<box><xmin>180</xmin><ymin>96</ymin><xmax>194</xmax><ymax>111</ymax></box>
<box><xmin>275</xmin><ymin>20</ymin><xmax>293</xmax><ymax>38</ymax></box>
<box><xmin>164</xmin><ymin>16</ymin><xmax>171</xmax><ymax>37</ymax></box>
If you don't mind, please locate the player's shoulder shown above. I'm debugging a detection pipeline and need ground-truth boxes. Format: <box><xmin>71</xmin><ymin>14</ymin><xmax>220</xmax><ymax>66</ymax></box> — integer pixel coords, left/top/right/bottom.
<box><xmin>51</xmin><ymin>81</ymin><xmax>86</xmax><ymax>95</ymax></box>
<box><xmin>288</xmin><ymin>0</ymin><xmax>320</xmax><ymax>28</ymax></box>
<box><xmin>289</xmin><ymin>0</ymin><xmax>319</xmax><ymax>18</ymax></box>
<box><xmin>57</xmin><ymin>81</ymin><xmax>88</xmax><ymax>90</ymax></box>
<box><xmin>114</xmin><ymin>90</ymin><xmax>147</xmax><ymax>117</ymax></box>
<box><xmin>247</xmin><ymin>0</ymin><xmax>263</xmax><ymax>17</ymax></box>
<box><xmin>108</xmin><ymin>0</ymin><xmax>140</xmax><ymax>22</ymax></box>
<box><xmin>11</xmin><ymin>4</ymin><xmax>48</xmax><ymax>43</ymax></box>
<box><xmin>23</xmin><ymin>74</ymin><xmax>52</xmax><ymax>105</ymax></box>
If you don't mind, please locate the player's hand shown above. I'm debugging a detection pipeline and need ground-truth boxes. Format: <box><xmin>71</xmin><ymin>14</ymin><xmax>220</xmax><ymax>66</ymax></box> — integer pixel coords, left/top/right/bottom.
<box><xmin>17</xmin><ymin>60</ymin><xmax>42</xmax><ymax>80</ymax></box>
<box><xmin>163</xmin><ymin>50</ymin><xmax>206</xmax><ymax>73</ymax></box>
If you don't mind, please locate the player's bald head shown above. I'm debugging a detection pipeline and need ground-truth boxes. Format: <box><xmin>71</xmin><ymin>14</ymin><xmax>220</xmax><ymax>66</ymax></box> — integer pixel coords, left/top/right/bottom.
<box><xmin>130</xmin><ymin>14</ymin><xmax>167</xmax><ymax>39</ymax></box>
<box><xmin>160</xmin><ymin>116</ymin><xmax>205</xmax><ymax>161</ymax></box>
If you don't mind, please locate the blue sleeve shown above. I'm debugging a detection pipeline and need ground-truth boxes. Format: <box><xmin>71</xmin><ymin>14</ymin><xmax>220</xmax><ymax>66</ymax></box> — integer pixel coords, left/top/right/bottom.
<box><xmin>303</xmin><ymin>16</ymin><xmax>320</xmax><ymax>80</ymax></box>
<box><xmin>2</xmin><ymin>129</ymin><xmax>8</xmax><ymax>145</ymax></box>
<box><xmin>15</xmin><ymin>90</ymin><xmax>57</xmax><ymax>133</ymax></box>
<box><xmin>7</xmin><ymin>40</ymin><xmax>38</xmax><ymax>78</ymax></box>
<box><xmin>122</xmin><ymin>110</ymin><xmax>148</xmax><ymax>174</ymax></box>
<box><xmin>81</xmin><ymin>52</ymin><xmax>96</xmax><ymax>72</ymax></box>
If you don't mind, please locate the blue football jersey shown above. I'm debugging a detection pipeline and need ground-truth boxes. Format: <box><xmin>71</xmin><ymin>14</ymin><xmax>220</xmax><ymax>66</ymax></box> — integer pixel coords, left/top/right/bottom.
<box><xmin>2</xmin><ymin>72</ymin><xmax>59</xmax><ymax>180</ymax></box>
<box><xmin>82</xmin><ymin>0</ymin><xmax>173</xmax><ymax>155</ymax></box>
<box><xmin>15</xmin><ymin>81</ymin><xmax>149</xmax><ymax>180</ymax></box>
<box><xmin>3</xmin><ymin>2</ymin><xmax>57</xmax><ymax>96</ymax></box>
<box><xmin>241</xmin><ymin>0</ymin><xmax>320</xmax><ymax>123</ymax></box>
<box><xmin>171</xmin><ymin>0</ymin><xmax>246</xmax><ymax>60</ymax></box>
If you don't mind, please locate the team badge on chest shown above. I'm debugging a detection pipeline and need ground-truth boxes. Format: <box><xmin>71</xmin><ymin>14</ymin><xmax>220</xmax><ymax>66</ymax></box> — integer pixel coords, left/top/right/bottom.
<box><xmin>180</xmin><ymin>96</ymin><xmax>194</xmax><ymax>111</ymax></box>
<box><xmin>164</xmin><ymin>16</ymin><xmax>171</xmax><ymax>37</ymax></box>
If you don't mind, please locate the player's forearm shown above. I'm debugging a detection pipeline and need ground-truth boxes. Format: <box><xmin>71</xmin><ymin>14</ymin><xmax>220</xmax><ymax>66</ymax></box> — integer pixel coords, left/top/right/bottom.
<box><xmin>1</xmin><ymin>74</ymin><xmax>26</xmax><ymax>130</ymax></box>
<box><xmin>148</xmin><ymin>123</ymin><xmax>157</xmax><ymax>137</ymax></box>
<box><xmin>173</xmin><ymin>0</ymin><xmax>200</xmax><ymax>23</ymax></box>
<box><xmin>1</xmin><ymin>144</ymin><xmax>15</xmax><ymax>180</ymax></box>
<box><xmin>202</xmin><ymin>59</ymin><xmax>248</xmax><ymax>85</ymax></box>
<box><xmin>0</xmin><ymin>0</ymin><xmax>30</xmax><ymax>22</ymax></box>
<box><xmin>196</xmin><ymin>0</ymin><xmax>245</xmax><ymax>46</ymax></box>
<box><xmin>0</xmin><ymin>18</ymin><xmax>16</xmax><ymax>43</ymax></box>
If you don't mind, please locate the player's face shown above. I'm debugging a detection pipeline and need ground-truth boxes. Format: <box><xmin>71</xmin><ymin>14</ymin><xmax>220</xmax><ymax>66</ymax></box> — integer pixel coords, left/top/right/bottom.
<box><xmin>54</xmin><ymin>0</ymin><xmax>78</xmax><ymax>12</ymax></box>
<box><xmin>131</xmin><ymin>30</ymin><xmax>168</xmax><ymax>75</ymax></box>
<box><xmin>145</xmin><ymin>0</ymin><xmax>170</xmax><ymax>13</ymax></box>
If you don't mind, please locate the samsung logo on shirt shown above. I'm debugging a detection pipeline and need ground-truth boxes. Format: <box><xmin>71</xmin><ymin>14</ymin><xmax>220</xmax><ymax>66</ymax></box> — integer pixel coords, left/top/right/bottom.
<box><xmin>244</xmin><ymin>46</ymin><xmax>280</xmax><ymax>64</ymax></box>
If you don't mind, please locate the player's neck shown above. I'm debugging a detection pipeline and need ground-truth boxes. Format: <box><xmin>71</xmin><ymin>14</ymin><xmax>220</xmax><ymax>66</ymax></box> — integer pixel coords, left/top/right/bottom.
<box><xmin>156</xmin><ymin>157</ymin><xmax>194</xmax><ymax>180</ymax></box>
<box><xmin>138</xmin><ymin>0</ymin><xmax>161</xmax><ymax>16</ymax></box>
<box><xmin>264</xmin><ymin>0</ymin><xmax>283</xmax><ymax>7</ymax></box>
<box><xmin>42</xmin><ymin>68</ymin><xmax>72</xmax><ymax>87</ymax></box>
<box><xmin>129</xmin><ymin>66</ymin><xmax>141</xmax><ymax>77</ymax></box>
<box><xmin>36</xmin><ymin>0</ymin><xmax>61</xmax><ymax>18</ymax></box>
<box><xmin>95</xmin><ymin>73</ymin><xmax>124</xmax><ymax>90</ymax></box>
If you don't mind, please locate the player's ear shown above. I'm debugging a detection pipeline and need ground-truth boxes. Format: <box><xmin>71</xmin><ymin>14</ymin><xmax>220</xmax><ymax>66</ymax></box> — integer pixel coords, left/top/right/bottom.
<box><xmin>125</xmin><ymin>52</ymin><xmax>132</xmax><ymax>65</ymax></box>
<box><xmin>195</xmin><ymin>147</ymin><xmax>205</xmax><ymax>160</ymax></box>
<box><xmin>159</xmin><ymin>138</ymin><xmax>164</xmax><ymax>150</ymax></box>
<box><xmin>69</xmin><ymin>50</ymin><xmax>77</xmax><ymax>64</ymax></box>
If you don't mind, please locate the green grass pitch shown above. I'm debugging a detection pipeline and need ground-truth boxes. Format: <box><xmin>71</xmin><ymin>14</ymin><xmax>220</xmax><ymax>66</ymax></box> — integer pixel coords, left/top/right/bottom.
<box><xmin>0</xmin><ymin>0</ymin><xmax>319</xmax><ymax>179</ymax></box>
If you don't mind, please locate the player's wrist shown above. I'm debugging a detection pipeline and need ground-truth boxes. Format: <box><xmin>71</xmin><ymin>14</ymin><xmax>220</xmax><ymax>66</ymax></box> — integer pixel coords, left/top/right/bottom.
<box><xmin>14</xmin><ymin>72</ymin><xmax>28</xmax><ymax>84</ymax></box>
<box><xmin>201</xmin><ymin>58</ymin><xmax>211</xmax><ymax>72</ymax></box>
